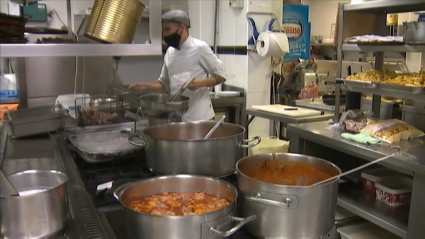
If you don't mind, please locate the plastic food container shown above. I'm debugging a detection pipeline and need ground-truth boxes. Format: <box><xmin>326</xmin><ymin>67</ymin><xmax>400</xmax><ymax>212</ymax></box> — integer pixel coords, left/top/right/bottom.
<box><xmin>249</xmin><ymin>136</ymin><xmax>289</xmax><ymax>155</ymax></box>
<box><xmin>375</xmin><ymin>177</ymin><xmax>412</xmax><ymax>206</ymax></box>
<box><xmin>337</xmin><ymin>222</ymin><xmax>400</xmax><ymax>239</ymax></box>
<box><xmin>361</xmin><ymin>168</ymin><xmax>399</xmax><ymax>194</ymax></box>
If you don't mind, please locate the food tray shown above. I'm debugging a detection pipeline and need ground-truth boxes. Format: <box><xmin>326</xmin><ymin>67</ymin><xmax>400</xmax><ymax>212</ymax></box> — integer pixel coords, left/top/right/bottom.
<box><xmin>349</xmin><ymin>42</ymin><xmax>404</xmax><ymax>45</ymax></box>
<box><xmin>69</xmin><ymin>129</ymin><xmax>144</xmax><ymax>163</ymax></box>
<box><xmin>2</xmin><ymin>104</ymin><xmax>65</xmax><ymax>138</ymax></box>
<box><xmin>337</xmin><ymin>222</ymin><xmax>400</xmax><ymax>239</ymax></box>
<box><xmin>378</xmin><ymin>83</ymin><xmax>425</xmax><ymax>94</ymax></box>
<box><xmin>338</xmin><ymin>78</ymin><xmax>377</xmax><ymax>89</ymax></box>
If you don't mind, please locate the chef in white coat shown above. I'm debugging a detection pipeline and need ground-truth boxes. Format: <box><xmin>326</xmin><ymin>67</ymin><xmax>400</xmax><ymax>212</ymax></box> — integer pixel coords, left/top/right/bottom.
<box><xmin>130</xmin><ymin>10</ymin><xmax>226</xmax><ymax>122</ymax></box>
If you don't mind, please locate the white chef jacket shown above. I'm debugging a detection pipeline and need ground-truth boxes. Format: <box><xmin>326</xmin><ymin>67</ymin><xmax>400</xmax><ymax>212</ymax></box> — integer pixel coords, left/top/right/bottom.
<box><xmin>158</xmin><ymin>36</ymin><xmax>226</xmax><ymax>122</ymax></box>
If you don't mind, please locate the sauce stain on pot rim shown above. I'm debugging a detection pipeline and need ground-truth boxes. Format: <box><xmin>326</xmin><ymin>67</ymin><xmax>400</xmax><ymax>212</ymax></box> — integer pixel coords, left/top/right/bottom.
<box><xmin>236</xmin><ymin>153</ymin><xmax>342</xmax><ymax>188</ymax></box>
<box><xmin>114</xmin><ymin>174</ymin><xmax>239</xmax><ymax>218</ymax></box>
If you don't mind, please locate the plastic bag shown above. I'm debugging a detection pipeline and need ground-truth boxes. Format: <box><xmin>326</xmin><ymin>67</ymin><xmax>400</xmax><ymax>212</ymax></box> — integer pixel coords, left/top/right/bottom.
<box><xmin>361</xmin><ymin>119</ymin><xmax>425</xmax><ymax>143</ymax></box>
<box><xmin>328</xmin><ymin>110</ymin><xmax>371</xmax><ymax>132</ymax></box>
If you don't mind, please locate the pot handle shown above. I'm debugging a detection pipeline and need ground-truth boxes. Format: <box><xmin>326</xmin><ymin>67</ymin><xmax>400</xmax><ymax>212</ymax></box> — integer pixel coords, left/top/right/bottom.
<box><xmin>240</xmin><ymin>136</ymin><xmax>261</xmax><ymax>148</ymax></box>
<box><xmin>128</xmin><ymin>134</ymin><xmax>145</xmax><ymax>147</ymax></box>
<box><xmin>210</xmin><ymin>215</ymin><xmax>257</xmax><ymax>237</ymax></box>
<box><xmin>246</xmin><ymin>194</ymin><xmax>292</xmax><ymax>208</ymax></box>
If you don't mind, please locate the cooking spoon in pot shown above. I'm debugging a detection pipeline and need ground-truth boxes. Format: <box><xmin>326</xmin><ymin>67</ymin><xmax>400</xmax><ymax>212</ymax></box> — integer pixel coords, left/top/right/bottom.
<box><xmin>204</xmin><ymin>115</ymin><xmax>226</xmax><ymax>139</ymax></box>
<box><xmin>168</xmin><ymin>77</ymin><xmax>196</xmax><ymax>102</ymax></box>
<box><xmin>310</xmin><ymin>146</ymin><xmax>401</xmax><ymax>187</ymax></box>
<box><xmin>0</xmin><ymin>170</ymin><xmax>19</xmax><ymax>196</ymax></box>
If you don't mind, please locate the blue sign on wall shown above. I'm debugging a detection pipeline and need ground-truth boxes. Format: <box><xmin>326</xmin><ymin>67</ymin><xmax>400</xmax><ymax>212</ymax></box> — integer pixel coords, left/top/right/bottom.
<box><xmin>283</xmin><ymin>4</ymin><xmax>311</xmax><ymax>61</ymax></box>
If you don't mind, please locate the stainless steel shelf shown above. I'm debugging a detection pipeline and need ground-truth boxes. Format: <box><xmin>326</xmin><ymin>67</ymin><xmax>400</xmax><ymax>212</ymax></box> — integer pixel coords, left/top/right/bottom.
<box><xmin>342</xmin><ymin>44</ymin><xmax>425</xmax><ymax>52</ymax></box>
<box><xmin>0</xmin><ymin>43</ymin><xmax>162</xmax><ymax>57</ymax></box>
<box><xmin>341</xmin><ymin>83</ymin><xmax>425</xmax><ymax>102</ymax></box>
<box><xmin>337</xmin><ymin>183</ymin><xmax>409</xmax><ymax>238</ymax></box>
<box><xmin>0</xmin><ymin>0</ymin><xmax>162</xmax><ymax>57</ymax></box>
<box><xmin>344</xmin><ymin>0</ymin><xmax>425</xmax><ymax>13</ymax></box>
<box><xmin>0</xmin><ymin>98</ymin><xmax>19</xmax><ymax>104</ymax></box>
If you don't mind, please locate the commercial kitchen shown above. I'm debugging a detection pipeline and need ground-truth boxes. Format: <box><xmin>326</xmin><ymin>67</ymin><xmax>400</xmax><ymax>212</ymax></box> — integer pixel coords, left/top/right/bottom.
<box><xmin>1</xmin><ymin>0</ymin><xmax>425</xmax><ymax>238</ymax></box>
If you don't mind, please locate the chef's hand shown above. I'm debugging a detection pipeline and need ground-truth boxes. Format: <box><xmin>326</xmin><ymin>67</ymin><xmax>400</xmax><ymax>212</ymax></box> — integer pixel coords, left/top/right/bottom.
<box><xmin>129</xmin><ymin>82</ymin><xmax>148</xmax><ymax>92</ymax></box>
<box><xmin>188</xmin><ymin>79</ymin><xmax>205</xmax><ymax>91</ymax></box>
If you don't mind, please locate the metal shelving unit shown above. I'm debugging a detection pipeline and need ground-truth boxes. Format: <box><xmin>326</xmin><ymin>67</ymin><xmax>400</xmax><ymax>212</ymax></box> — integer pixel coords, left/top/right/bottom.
<box><xmin>0</xmin><ymin>0</ymin><xmax>162</xmax><ymax>57</ymax></box>
<box><xmin>334</xmin><ymin>1</ymin><xmax>425</xmax><ymax>239</ymax></box>
<box><xmin>338</xmin><ymin>184</ymin><xmax>409</xmax><ymax>238</ymax></box>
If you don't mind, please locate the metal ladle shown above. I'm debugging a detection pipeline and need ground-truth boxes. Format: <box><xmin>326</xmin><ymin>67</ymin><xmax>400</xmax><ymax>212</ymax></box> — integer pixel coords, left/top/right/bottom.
<box><xmin>168</xmin><ymin>77</ymin><xmax>196</xmax><ymax>102</ymax></box>
<box><xmin>310</xmin><ymin>146</ymin><xmax>401</xmax><ymax>187</ymax></box>
<box><xmin>0</xmin><ymin>170</ymin><xmax>19</xmax><ymax>196</ymax></box>
<box><xmin>204</xmin><ymin>115</ymin><xmax>226</xmax><ymax>139</ymax></box>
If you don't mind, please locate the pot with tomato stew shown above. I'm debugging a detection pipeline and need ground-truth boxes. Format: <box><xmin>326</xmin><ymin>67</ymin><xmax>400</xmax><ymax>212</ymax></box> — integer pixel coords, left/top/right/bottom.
<box><xmin>236</xmin><ymin>153</ymin><xmax>341</xmax><ymax>238</ymax></box>
<box><xmin>113</xmin><ymin>175</ymin><xmax>256</xmax><ymax>239</ymax></box>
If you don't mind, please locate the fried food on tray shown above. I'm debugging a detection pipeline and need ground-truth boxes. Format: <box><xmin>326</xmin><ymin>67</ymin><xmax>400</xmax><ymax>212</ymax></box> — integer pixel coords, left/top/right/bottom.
<box><xmin>346</xmin><ymin>69</ymin><xmax>425</xmax><ymax>87</ymax></box>
<box><xmin>130</xmin><ymin>192</ymin><xmax>230</xmax><ymax>216</ymax></box>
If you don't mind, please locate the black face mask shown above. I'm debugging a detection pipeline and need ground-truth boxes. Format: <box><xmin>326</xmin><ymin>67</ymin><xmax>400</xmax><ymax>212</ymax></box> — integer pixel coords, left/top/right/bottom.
<box><xmin>164</xmin><ymin>31</ymin><xmax>181</xmax><ymax>49</ymax></box>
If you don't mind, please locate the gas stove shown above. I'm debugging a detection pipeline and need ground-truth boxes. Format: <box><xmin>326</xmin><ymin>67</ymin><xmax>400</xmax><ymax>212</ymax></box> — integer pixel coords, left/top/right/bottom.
<box><xmin>70</xmin><ymin>150</ymin><xmax>254</xmax><ymax>238</ymax></box>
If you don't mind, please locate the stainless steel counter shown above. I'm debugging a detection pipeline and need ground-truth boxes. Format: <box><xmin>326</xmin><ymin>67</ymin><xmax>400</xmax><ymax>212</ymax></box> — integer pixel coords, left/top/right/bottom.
<box><xmin>287</xmin><ymin>121</ymin><xmax>425</xmax><ymax>239</ymax></box>
<box><xmin>287</xmin><ymin>121</ymin><xmax>425</xmax><ymax>174</ymax></box>
<box><xmin>0</xmin><ymin>127</ymin><xmax>116</xmax><ymax>238</ymax></box>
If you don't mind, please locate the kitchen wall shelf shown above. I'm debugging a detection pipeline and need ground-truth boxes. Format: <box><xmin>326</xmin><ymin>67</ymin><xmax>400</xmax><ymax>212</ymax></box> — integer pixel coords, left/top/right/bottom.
<box><xmin>342</xmin><ymin>44</ymin><xmax>425</xmax><ymax>52</ymax></box>
<box><xmin>337</xmin><ymin>183</ymin><xmax>409</xmax><ymax>238</ymax></box>
<box><xmin>344</xmin><ymin>0</ymin><xmax>425</xmax><ymax>14</ymax></box>
<box><xmin>331</xmin><ymin>1</ymin><xmax>425</xmax><ymax>238</ymax></box>
<box><xmin>0</xmin><ymin>0</ymin><xmax>162</xmax><ymax>57</ymax></box>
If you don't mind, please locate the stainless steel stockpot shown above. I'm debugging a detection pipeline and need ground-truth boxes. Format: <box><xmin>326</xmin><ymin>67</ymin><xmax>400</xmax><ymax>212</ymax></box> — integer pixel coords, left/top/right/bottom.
<box><xmin>129</xmin><ymin>121</ymin><xmax>261</xmax><ymax>177</ymax></box>
<box><xmin>113</xmin><ymin>175</ymin><xmax>256</xmax><ymax>239</ymax></box>
<box><xmin>0</xmin><ymin>170</ymin><xmax>68</xmax><ymax>238</ymax></box>
<box><xmin>236</xmin><ymin>153</ymin><xmax>341</xmax><ymax>239</ymax></box>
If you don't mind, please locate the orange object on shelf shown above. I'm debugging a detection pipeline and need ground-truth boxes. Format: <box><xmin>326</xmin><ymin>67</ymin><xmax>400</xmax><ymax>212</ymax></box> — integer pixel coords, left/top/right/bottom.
<box><xmin>0</xmin><ymin>104</ymin><xmax>19</xmax><ymax>120</ymax></box>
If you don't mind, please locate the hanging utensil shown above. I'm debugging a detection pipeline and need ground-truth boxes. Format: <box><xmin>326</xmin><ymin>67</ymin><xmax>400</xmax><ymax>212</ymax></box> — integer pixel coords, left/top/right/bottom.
<box><xmin>0</xmin><ymin>170</ymin><xmax>19</xmax><ymax>196</ymax></box>
<box><xmin>310</xmin><ymin>146</ymin><xmax>401</xmax><ymax>187</ymax></box>
<box><xmin>204</xmin><ymin>115</ymin><xmax>226</xmax><ymax>139</ymax></box>
<box><xmin>168</xmin><ymin>77</ymin><xmax>196</xmax><ymax>102</ymax></box>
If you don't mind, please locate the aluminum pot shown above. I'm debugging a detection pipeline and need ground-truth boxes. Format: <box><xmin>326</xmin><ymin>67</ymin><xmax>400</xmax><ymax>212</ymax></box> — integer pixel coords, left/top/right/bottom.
<box><xmin>113</xmin><ymin>175</ymin><xmax>256</xmax><ymax>239</ymax></box>
<box><xmin>236</xmin><ymin>153</ymin><xmax>341</xmax><ymax>238</ymax></box>
<box><xmin>0</xmin><ymin>170</ymin><xmax>68</xmax><ymax>238</ymax></box>
<box><xmin>139</xmin><ymin>93</ymin><xmax>190</xmax><ymax>126</ymax></box>
<box><xmin>128</xmin><ymin>121</ymin><xmax>261</xmax><ymax>177</ymax></box>
<box><xmin>403</xmin><ymin>21</ymin><xmax>425</xmax><ymax>43</ymax></box>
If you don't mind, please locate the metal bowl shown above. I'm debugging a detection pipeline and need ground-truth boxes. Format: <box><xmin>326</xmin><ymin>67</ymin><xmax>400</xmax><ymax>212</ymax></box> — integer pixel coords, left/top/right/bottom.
<box><xmin>139</xmin><ymin>93</ymin><xmax>190</xmax><ymax>117</ymax></box>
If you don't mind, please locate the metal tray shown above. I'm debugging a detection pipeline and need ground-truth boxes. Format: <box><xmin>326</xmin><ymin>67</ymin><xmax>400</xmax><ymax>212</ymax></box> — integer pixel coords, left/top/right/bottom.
<box><xmin>339</xmin><ymin>78</ymin><xmax>377</xmax><ymax>89</ymax></box>
<box><xmin>378</xmin><ymin>83</ymin><xmax>425</xmax><ymax>94</ymax></box>
<box><xmin>3</xmin><ymin>104</ymin><xmax>66</xmax><ymax>138</ymax></box>
<box><xmin>69</xmin><ymin>130</ymin><xmax>144</xmax><ymax>163</ymax></box>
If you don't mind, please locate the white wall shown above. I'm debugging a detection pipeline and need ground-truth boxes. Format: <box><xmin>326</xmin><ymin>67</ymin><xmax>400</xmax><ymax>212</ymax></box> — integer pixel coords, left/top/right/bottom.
<box><xmin>302</xmin><ymin>0</ymin><xmax>350</xmax><ymax>39</ymax></box>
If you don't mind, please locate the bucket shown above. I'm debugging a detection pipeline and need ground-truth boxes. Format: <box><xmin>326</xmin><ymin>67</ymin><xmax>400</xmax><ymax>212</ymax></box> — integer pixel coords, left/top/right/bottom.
<box><xmin>84</xmin><ymin>0</ymin><xmax>145</xmax><ymax>43</ymax></box>
<box><xmin>250</xmin><ymin>136</ymin><xmax>289</xmax><ymax>155</ymax></box>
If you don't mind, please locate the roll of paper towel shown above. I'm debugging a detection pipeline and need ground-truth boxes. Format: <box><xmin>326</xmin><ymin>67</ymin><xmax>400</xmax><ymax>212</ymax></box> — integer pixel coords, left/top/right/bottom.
<box><xmin>256</xmin><ymin>32</ymin><xmax>289</xmax><ymax>57</ymax></box>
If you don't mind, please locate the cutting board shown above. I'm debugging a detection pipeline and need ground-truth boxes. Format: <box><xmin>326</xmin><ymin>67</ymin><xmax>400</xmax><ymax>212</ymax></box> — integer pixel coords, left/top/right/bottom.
<box><xmin>252</xmin><ymin>105</ymin><xmax>322</xmax><ymax>117</ymax></box>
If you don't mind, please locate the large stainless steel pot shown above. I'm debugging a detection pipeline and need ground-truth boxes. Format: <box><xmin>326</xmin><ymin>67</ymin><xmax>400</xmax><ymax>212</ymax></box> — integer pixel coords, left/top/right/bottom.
<box><xmin>236</xmin><ymin>153</ymin><xmax>341</xmax><ymax>238</ymax></box>
<box><xmin>0</xmin><ymin>170</ymin><xmax>68</xmax><ymax>238</ymax></box>
<box><xmin>128</xmin><ymin>121</ymin><xmax>261</xmax><ymax>177</ymax></box>
<box><xmin>139</xmin><ymin>93</ymin><xmax>190</xmax><ymax>126</ymax></box>
<box><xmin>113</xmin><ymin>175</ymin><xmax>256</xmax><ymax>239</ymax></box>
<box><xmin>403</xmin><ymin>21</ymin><xmax>425</xmax><ymax>43</ymax></box>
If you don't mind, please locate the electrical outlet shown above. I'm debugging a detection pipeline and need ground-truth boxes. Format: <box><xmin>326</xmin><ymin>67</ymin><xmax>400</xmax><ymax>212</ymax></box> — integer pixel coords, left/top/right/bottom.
<box><xmin>229</xmin><ymin>0</ymin><xmax>244</xmax><ymax>9</ymax></box>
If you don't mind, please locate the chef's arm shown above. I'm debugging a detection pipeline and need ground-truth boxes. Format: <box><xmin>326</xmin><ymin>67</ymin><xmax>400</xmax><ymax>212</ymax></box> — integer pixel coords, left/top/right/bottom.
<box><xmin>200</xmin><ymin>74</ymin><xmax>227</xmax><ymax>87</ymax></box>
<box><xmin>129</xmin><ymin>80</ymin><xmax>166</xmax><ymax>92</ymax></box>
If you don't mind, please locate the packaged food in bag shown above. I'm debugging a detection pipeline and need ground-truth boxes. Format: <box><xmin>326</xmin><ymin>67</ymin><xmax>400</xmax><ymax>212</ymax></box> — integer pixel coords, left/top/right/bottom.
<box><xmin>361</xmin><ymin>119</ymin><xmax>425</xmax><ymax>143</ymax></box>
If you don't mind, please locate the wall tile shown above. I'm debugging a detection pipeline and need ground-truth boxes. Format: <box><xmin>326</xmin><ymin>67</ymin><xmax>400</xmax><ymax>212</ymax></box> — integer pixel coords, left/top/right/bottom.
<box><xmin>249</xmin><ymin>117</ymin><xmax>270</xmax><ymax>132</ymax></box>
<box><xmin>0</xmin><ymin>1</ymin><xmax>8</xmax><ymax>14</ymax></box>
